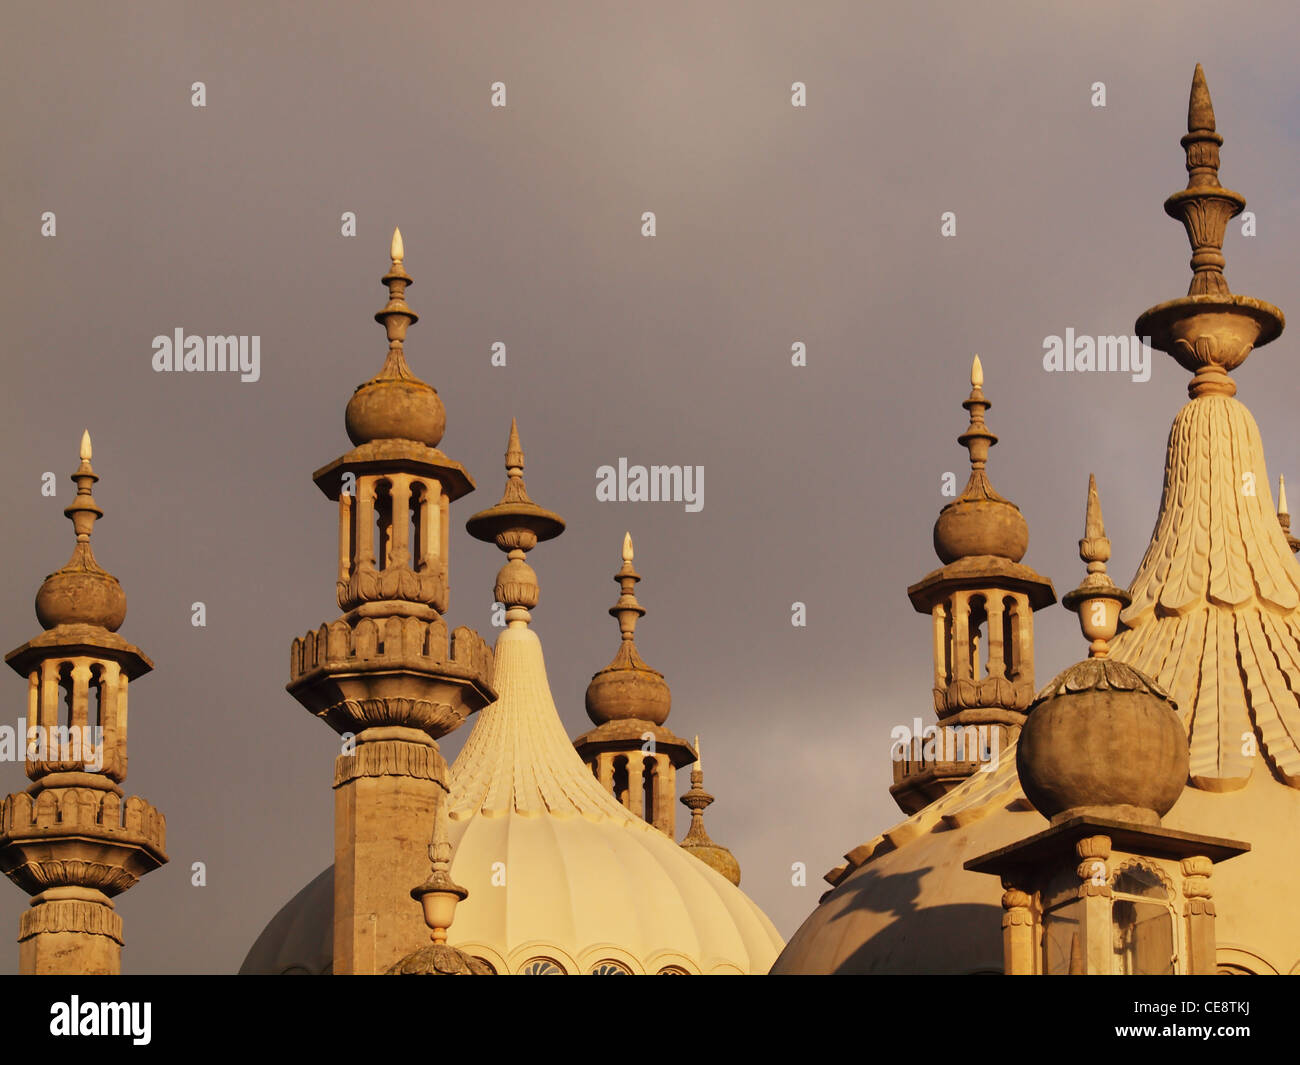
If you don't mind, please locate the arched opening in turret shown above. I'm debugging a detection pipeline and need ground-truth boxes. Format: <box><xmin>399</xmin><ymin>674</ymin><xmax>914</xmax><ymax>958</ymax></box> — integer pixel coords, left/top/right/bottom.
<box><xmin>1002</xmin><ymin>596</ymin><xmax>1018</xmax><ymax>681</ymax></box>
<box><xmin>612</xmin><ymin>755</ymin><xmax>629</xmax><ymax>807</ymax></box>
<box><xmin>643</xmin><ymin>756</ymin><xmax>658</xmax><ymax>823</ymax></box>
<box><xmin>410</xmin><ymin>482</ymin><xmax>427</xmax><ymax>572</ymax></box>
<box><xmin>57</xmin><ymin>662</ymin><xmax>75</xmax><ymax>731</ymax></box>
<box><xmin>88</xmin><ymin>664</ymin><xmax>104</xmax><ymax>734</ymax></box>
<box><xmin>373</xmin><ymin>479</ymin><xmax>393</xmax><ymax>571</ymax></box>
<box><xmin>969</xmin><ymin>595</ymin><xmax>988</xmax><ymax>681</ymax></box>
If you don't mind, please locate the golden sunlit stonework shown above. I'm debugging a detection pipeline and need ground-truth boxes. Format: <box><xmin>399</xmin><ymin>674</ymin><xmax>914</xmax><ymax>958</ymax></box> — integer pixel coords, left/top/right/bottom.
<box><xmin>7</xmin><ymin>64</ymin><xmax>1296</xmax><ymax>979</ymax></box>
<box><xmin>775</xmin><ymin>65</ymin><xmax>1300</xmax><ymax>976</ymax></box>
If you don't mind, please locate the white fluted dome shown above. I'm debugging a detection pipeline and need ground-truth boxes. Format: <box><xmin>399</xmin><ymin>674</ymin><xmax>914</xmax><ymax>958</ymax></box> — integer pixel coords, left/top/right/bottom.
<box><xmin>444</xmin><ymin>622</ymin><xmax>782</xmax><ymax>975</ymax></box>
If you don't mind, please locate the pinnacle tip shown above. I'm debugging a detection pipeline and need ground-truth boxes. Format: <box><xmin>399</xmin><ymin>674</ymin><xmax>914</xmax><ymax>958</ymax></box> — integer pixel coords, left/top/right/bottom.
<box><xmin>1188</xmin><ymin>63</ymin><xmax>1215</xmax><ymax>133</ymax></box>
<box><xmin>971</xmin><ymin>354</ymin><xmax>983</xmax><ymax>387</ymax></box>
<box><xmin>79</xmin><ymin>430</ymin><xmax>92</xmax><ymax>461</ymax></box>
<box><xmin>1280</xmin><ymin>475</ymin><xmax>1290</xmax><ymax>515</ymax></box>
<box><xmin>622</xmin><ymin>531</ymin><xmax>633</xmax><ymax>563</ymax></box>
<box><xmin>390</xmin><ymin>227</ymin><xmax>404</xmax><ymax>263</ymax></box>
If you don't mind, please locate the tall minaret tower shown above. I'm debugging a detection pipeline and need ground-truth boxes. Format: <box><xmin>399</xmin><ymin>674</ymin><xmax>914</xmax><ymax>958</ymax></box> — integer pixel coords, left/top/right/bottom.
<box><xmin>0</xmin><ymin>433</ymin><xmax>167</xmax><ymax>974</ymax></box>
<box><xmin>894</xmin><ymin>357</ymin><xmax>1056</xmax><ymax>814</ymax></box>
<box><xmin>574</xmin><ymin>533</ymin><xmax>697</xmax><ymax>835</ymax></box>
<box><xmin>287</xmin><ymin>231</ymin><xmax>495</xmax><ymax>975</ymax></box>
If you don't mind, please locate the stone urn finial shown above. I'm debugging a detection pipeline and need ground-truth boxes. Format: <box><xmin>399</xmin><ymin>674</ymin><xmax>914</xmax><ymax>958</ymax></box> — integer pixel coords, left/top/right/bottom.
<box><xmin>1016</xmin><ymin>476</ymin><xmax>1189</xmax><ymax>827</ymax></box>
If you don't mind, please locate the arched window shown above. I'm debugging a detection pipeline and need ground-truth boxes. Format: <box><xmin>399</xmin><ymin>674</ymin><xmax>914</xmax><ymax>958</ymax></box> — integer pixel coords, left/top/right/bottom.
<box><xmin>1112</xmin><ymin>863</ymin><xmax>1176</xmax><ymax>975</ymax></box>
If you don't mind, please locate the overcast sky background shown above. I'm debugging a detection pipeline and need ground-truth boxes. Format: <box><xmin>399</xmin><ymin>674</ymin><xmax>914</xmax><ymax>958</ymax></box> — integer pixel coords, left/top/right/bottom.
<box><xmin>3</xmin><ymin>1</ymin><xmax>1300</xmax><ymax>973</ymax></box>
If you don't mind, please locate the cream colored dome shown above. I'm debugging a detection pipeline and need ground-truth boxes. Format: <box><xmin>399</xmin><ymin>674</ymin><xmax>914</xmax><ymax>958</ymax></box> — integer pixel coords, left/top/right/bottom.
<box><xmin>445</xmin><ymin>622</ymin><xmax>782</xmax><ymax>975</ymax></box>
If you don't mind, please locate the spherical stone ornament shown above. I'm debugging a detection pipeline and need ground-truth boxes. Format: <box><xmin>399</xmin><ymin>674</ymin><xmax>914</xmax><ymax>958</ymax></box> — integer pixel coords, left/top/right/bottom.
<box><xmin>933</xmin><ymin>498</ymin><xmax>1029</xmax><ymax>564</ymax></box>
<box><xmin>345</xmin><ymin>375</ymin><xmax>446</xmax><ymax>448</ymax></box>
<box><xmin>35</xmin><ymin>565</ymin><xmax>126</xmax><ymax>632</ymax></box>
<box><xmin>585</xmin><ymin>663</ymin><xmax>671</xmax><ymax>726</ymax></box>
<box><xmin>1016</xmin><ymin>658</ymin><xmax>1189</xmax><ymax>826</ymax></box>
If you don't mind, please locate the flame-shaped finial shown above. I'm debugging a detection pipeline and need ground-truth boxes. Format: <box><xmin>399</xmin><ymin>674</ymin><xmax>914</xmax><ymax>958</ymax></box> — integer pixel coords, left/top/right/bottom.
<box><xmin>622</xmin><ymin>531</ymin><xmax>633</xmax><ymax>564</ymax></box>
<box><xmin>390</xmin><ymin>226</ymin><xmax>405</xmax><ymax>265</ymax></box>
<box><xmin>970</xmin><ymin>354</ymin><xmax>983</xmax><ymax>388</ymax></box>
<box><xmin>80</xmin><ymin>429</ymin><xmax>92</xmax><ymax>462</ymax></box>
<box><xmin>694</xmin><ymin>734</ymin><xmax>702</xmax><ymax>773</ymax></box>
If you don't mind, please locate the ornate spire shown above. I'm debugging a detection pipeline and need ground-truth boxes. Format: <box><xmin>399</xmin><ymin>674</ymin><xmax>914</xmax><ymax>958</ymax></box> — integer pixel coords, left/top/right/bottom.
<box><xmin>1018</xmin><ymin>474</ymin><xmax>1188</xmax><ymax>828</ymax></box>
<box><xmin>1136</xmin><ymin>64</ymin><xmax>1284</xmax><ymax>399</ymax></box>
<box><xmin>932</xmin><ymin>357</ymin><xmax>1029</xmax><ymax>564</ymax></box>
<box><xmin>34</xmin><ymin>432</ymin><xmax>127</xmax><ymax>632</ymax></box>
<box><xmin>465</xmin><ymin>420</ymin><xmax>565</xmax><ymax>627</ymax></box>
<box><xmin>679</xmin><ymin>737</ymin><xmax>740</xmax><ymax>886</ymax></box>
<box><xmin>1278</xmin><ymin>476</ymin><xmax>1300</xmax><ymax>554</ymax></box>
<box><xmin>955</xmin><ymin>355</ymin><xmax>1002</xmax><ymax>502</ymax></box>
<box><xmin>585</xmin><ymin>532</ymin><xmax>670</xmax><ymax>726</ymax></box>
<box><xmin>1061</xmin><ymin>475</ymin><xmax>1130</xmax><ymax>659</ymax></box>
<box><xmin>344</xmin><ymin>229</ymin><xmax>447</xmax><ymax>447</ymax></box>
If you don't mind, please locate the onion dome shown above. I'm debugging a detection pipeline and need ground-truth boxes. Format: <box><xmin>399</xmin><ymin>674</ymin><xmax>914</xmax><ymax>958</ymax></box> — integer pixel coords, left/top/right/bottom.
<box><xmin>34</xmin><ymin>431</ymin><xmax>127</xmax><ymax>631</ymax></box>
<box><xmin>344</xmin><ymin>228</ymin><xmax>448</xmax><ymax>447</ymax></box>
<box><xmin>585</xmin><ymin>533</ymin><xmax>671</xmax><ymax>726</ymax></box>
<box><xmin>1017</xmin><ymin>476</ymin><xmax>1189</xmax><ymax>827</ymax></box>
<box><xmin>933</xmin><ymin>356</ymin><xmax>1029</xmax><ymax>564</ymax></box>
<box><xmin>679</xmin><ymin>738</ymin><xmax>741</xmax><ymax>886</ymax></box>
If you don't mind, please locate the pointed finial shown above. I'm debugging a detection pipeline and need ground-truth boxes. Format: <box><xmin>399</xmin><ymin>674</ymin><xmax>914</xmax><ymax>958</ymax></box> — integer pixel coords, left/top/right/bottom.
<box><xmin>465</xmin><ymin>420</ymin><xmax>565</xmax><ymax>626</ymax></box>
<box><xmin>390</xmin><ymin>226</ymin><xmax>405</xmax><ymax>265</ymax></box>
<box><xmin>694</xmin><ymin>734</ymin><xmax>702</xmax><ymax>773</ymax></box>
<box><xmin>970</xmin><ymin>354</ymin><xmax>983</xmax><ymax>388</ymax></box>
<box><xmin>1188</xmin><ymin>63</ymin><xmax>1215</xmax><ymax>135</ymax></box>
<box><xmin>679</xmin><ymin>741</ymin><xmax>740</xmax><ymax>885</ymax></box>
<box><xmin>1277</xmin><ymin>476</ymin><xmax>1300</xmax><ymax>553</ymax></box>
<box><xmin>34</xmin><ymin>432</ymin><xmax>127</xmax><ymax>631</ymax></box>
<box><xmin>1136</xmin><ymin>64</ymin><xmax>1285</xmax><ymax>396</ymax></box>
<box><xmin>584</xmin><ymin>530</ymin><xmax>670</xmax><ymax>726</ymax></box>
<box><xmin>372</xmin><ymin>230</ymin><xmax>419</xmax><ymax>367</ymax></box>
<box><xmin>505</xmin><ymin>417</ymin><xmax>524</xmax><ymax>471</ymax></box>
<box><xmin>1062</xmin><ymin>475</ymin><xmax>1130</xmax><ymax>658</ymax></box>
<box><xmin>67</xmin><ymin>432</ymin><xmax>103</xmax><ymax>545</ymax></box>
<box><xmin>1167</xmin><ymin>63</ymin><xmax>1240</xmax><ymax>295</ymax></box>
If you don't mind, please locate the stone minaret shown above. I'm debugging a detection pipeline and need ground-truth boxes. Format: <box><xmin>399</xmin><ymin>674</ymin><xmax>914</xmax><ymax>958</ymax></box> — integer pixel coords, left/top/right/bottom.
<box><xmin>287</xmin><ymin>230</ymin><xmax>495</xmax><ymax>975</ymax></box>
<box><xmin>894</xmin><ymin>357</ymin><xmax>1056</xmax><ymax>814</ymax></box>
<box><xmin>0</xmin><ymin>433</ymin><xmax>167</xmax><ymax>974</ymax></box>
<box><xmin>574</xmin><ymin>533</ymin><xmax>697</xmax><ymax>835</ymax></box>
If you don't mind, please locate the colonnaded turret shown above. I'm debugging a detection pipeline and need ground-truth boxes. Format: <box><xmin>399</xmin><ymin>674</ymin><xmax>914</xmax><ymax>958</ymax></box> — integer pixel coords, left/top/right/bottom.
<box><xmin>0</xmin><ymin>434</ymin><xmax>167</xmax><ymax>974</ymax></box>
<box><xmin>574</xmin><ymin>533</ymin><xmax>697</xmax><ymax>835</ymax></box>
<box><xmin>775</xmin><ymin>64</ymin><xmax>1300</xmax><ymax>976</ymax></box>
<box><xmin>286</xmin><ymin>230</ymin><xmax>495</xmax><ymax>975</ymax></box>
<box><xmin>892</xmin><ymin>356</ymin><xmax>1055</xmax><ymax>814</ymax></box>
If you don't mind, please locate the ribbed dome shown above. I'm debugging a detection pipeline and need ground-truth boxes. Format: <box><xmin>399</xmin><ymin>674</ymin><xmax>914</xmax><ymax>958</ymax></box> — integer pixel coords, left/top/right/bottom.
<box><xmin>445</xmin><ymin>623</ymin><xmax>783</xmax><ymax>975</ymax></box>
